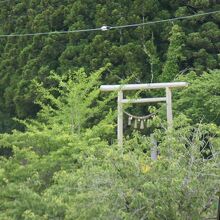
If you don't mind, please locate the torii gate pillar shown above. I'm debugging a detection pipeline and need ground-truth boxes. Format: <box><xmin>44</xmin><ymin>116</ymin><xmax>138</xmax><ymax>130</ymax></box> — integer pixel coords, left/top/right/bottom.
<box><xmin>117</xmin><ymin>90</ymin><xmax>123</xmax><ymax>147</ymax></box>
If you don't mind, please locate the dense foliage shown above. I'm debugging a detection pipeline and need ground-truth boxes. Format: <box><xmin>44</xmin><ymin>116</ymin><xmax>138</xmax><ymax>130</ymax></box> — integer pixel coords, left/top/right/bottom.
<box><xmin>0</xmin><ymin>1</ymin><xmax>220</xmax><ymax>219</ymax></box>
<box><xmin>0</xmin><ymin>69</ymin><xmax>220</xmax><ymax>219</ymax></box>
<box><xmin>0</xmin><ymin>0</ymin><xmax>220</xmax><ymax>131</ymax></box>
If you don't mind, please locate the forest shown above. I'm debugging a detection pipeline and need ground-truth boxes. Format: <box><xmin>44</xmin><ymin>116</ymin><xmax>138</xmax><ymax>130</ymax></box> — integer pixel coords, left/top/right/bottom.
<box><xmin>0</xmin><ymin>0</ymin><xmax>220</xmax><ymax>219</ymax></box>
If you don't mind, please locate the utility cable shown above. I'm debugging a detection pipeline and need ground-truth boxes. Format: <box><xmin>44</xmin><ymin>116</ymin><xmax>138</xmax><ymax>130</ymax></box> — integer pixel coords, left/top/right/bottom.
<box><xmin>110</xmin><ymin>10</ymin><xmax>220</xmax><ymax>29</ymax></box>
<box><xmin>0</xmin><ymin>10</ymin><xmax>219</xmax><ymax>38</ymax></box>
<box><xmin>0</xmin><ymin>0</ymin><xmax>11</xmax><ymax>3</ymax></box>
<box><xmin>0</xmin><ymin>0</ymin><xmax>16</xmax><ymax>3</ymax></box>
<box><xmin>0</xmin><ymin>27</ymin><xmax>102</xmax><ymax>38</ymax></box>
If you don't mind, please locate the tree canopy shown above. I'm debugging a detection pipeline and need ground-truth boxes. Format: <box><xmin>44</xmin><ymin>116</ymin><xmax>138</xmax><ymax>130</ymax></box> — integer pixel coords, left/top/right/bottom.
<box><xmin>0</xmin><ymin>0</ymin><xmax>220</xmax><ymax>131</ymax></box>
<box><xmin>0</xmin><ymin>1</ymin><xmax>220</xmax><ymax>219</ymax></box>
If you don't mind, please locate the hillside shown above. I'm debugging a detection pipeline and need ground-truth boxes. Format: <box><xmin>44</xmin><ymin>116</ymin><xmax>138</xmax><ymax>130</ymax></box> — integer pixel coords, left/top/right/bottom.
<box><xmin>0</xmin><ymin>1</ymin><xmax>220</xmax><ymax>219</ymax></box>
<box><xmin>0</xmin><ymin>0</ymin><xmax>219</xmax><ymax>132</ymax></box>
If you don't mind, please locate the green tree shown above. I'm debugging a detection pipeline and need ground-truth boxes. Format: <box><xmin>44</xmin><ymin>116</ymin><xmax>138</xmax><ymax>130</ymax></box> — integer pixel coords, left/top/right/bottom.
<box><xmin>0</xmin><ymin>67</ymin><xmax>219</xmax><ymax>219</ymax></box>
<box><xmin>174</xmin><ymin>70</ymin><xmax>220</xmax><ymax>125</ymax></box>
<box><xmin>0</xmin><ymin>1</ymin><xmax>219</xmax><ymax>132</ymax></box>
<box><xmin>160</xmin><ymin>24</ymin><xmax>186</xmax><ymax>82</ymax></box>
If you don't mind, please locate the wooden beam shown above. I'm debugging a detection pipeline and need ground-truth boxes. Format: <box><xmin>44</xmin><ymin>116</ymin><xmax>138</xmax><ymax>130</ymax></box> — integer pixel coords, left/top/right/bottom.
<box><xmin>100</xmin><ymin>82</ymin><xmax>188</xmax><ymax>92</ymax></box>
<box><xmin>217</xmin><ymin>194</ymin><xmax>220</xmax><ymax>220</ymax></box>
<box><xmin>117</xmin><ymin>91</ymin><xmax>123</xmax><ymax>146</ymax></box>
<box><xmin>121</xmin><ymin>97</ymin><xmax>166</xmax><ymax>104</ymax></box>
<box><xmin>166</xmin><ymin>87</ymin><xmax>173</xmax><ymax>129</ymax></box>
<box><xmin>151</xmin><ymin>134</ymin><xmax>157</xmax><ymax>160</ymax></box>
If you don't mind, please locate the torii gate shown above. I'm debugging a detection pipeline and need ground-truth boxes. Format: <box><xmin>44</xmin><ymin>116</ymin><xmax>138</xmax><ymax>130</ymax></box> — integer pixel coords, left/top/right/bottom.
<box><xmin>100</xmin><ymin>82</ymin><xmax>188</xmax><ymax>146</ymax></box>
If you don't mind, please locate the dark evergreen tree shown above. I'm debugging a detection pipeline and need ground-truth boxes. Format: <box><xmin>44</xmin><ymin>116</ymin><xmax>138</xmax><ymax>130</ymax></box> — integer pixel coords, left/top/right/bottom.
<box><xmin>0</xmin><ymin>0</ymin><xmax>219</xmax><ymax>132</ymax></box>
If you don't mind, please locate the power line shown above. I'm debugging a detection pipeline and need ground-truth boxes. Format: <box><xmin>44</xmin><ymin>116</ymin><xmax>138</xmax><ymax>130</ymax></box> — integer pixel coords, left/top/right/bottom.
<box><xmin>0</xmin><ymin>27</ymin><xmax>102</xmax><ymax>38</ymax></box>
<box><xmin>110</xmin><ymin>10</ymin><xmax>220</xmax><ymax>29</ymax></box>
<box><xmin>0</xmin><ymin>10</ymin><xmax>219</xmax><ymax>38</ymax></box>
<box><xmin>0</xmin><ymin>0</ymin><xmax>12</xmax><ymax>3</ymax></box>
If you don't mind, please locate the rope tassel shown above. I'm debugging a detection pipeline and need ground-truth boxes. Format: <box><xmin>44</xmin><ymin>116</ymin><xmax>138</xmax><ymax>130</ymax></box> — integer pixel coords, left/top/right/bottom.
<box><xmin>124</xmin><ymin>111</ymin><xmax>156</xmax><ymax>129</ymax></box>
<box><xmin>128</xmin><ymin>116</ymin><xmax>132</xmax><ymax>126</ymax></box>
<box><xmin>147</xmin><ymin>119</ymin><xmax>150</xmax><ymax>128</ymax></box>
<box><xmin>140</xmin><ymin>120</ymin><xmax>144</xmax><ymax>129</ymax></box>
<box><xmin>134</xmin><ymin>119</ymin><xmax>138</xmax><ymax>129</ymax></box>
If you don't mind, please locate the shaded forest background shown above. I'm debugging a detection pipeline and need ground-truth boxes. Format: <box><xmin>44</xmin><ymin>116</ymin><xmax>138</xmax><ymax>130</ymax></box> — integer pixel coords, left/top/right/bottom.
<box><xmin>0</xmin><ymin>1</ymin><xmax>220</xmax><ymax>219</ymax></box>
<box><xmin>0</xmin><ymin>0</ymin><xmax>220</xmax><ymax>132</ymax></box>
